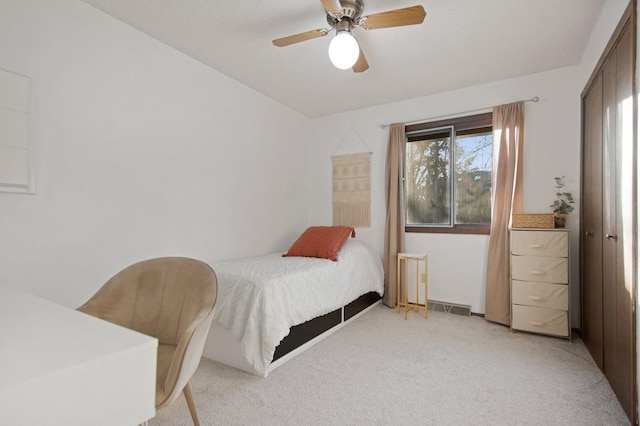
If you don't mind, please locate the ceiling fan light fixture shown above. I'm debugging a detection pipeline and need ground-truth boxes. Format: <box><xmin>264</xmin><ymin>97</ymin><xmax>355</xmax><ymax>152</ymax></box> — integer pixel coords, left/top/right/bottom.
<box><xmin>328</xmin><ymin>31</ymin><xmax>360</xmax><ymax>70</ymax></box>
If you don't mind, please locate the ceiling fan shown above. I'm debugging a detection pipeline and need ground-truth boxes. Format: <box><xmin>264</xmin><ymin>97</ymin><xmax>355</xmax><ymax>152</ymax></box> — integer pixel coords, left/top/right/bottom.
<box><xmin>272</xmin><ymin>0</ymin><xmax>427</xmax><ymax>73</ymax></box>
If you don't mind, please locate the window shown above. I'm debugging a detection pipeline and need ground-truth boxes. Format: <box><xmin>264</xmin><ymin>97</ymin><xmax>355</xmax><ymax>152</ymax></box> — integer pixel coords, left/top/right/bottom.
<box><xmin>404</xmin><ymin>113</ymin><xmax>492</xmax><ymax>234</ymax></box>
<box><xmin>0</xmin><ymin>67</ymin><xmax>35</xmax><ymax>194</ymax></box>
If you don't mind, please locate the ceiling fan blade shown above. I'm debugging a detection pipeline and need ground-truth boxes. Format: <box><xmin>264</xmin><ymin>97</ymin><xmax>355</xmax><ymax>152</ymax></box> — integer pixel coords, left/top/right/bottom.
<box><xmin>362</xmin><ymin>5</ymin><xmax>426</xmax><ymax>30</ymax></box>
<box><xmin>320</xmin><ymin>0</ymin><xmax>343</xmax><ymax>14</ymax></box>
<box><xmin>272</xmin><ymin>29</ymin><xmax>328</xmax><ymax>47</ymax></box>
<box><xmin>352</xmin><ymin>46</ymin><xmax>369</xmax><ymax>73</ymax></box>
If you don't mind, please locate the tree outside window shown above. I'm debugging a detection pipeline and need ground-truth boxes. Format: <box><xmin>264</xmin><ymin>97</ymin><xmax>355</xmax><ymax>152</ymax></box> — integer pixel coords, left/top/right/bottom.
<box><xmin>404</xmin><ymin>113</ymin><xmax>492</xmax><ymax>234</ymax></box>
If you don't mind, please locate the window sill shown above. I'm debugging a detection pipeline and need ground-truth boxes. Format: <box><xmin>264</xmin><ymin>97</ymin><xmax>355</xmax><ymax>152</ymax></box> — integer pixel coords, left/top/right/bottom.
<box><xmin>405</xmin><ymin>225</ymin><xmax>490</xmax><ymax>235</ymax></box>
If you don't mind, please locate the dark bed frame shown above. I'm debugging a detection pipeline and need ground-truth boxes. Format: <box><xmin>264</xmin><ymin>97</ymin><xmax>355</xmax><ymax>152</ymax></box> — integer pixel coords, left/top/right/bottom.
<box><xmin>272</xmin><ymin>291</ymin><xmax>381</xmax><ymax>361</ymax></box>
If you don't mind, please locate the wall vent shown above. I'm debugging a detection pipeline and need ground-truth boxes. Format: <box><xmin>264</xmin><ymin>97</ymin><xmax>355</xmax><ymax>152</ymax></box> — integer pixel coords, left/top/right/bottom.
<box><xmin>427</xmin><ymin>299</ymin><xmax>471</xmax><ymax>316</ymax></box>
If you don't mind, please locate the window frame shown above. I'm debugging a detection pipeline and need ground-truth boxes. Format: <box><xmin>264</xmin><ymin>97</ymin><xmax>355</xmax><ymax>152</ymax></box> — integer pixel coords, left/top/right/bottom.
<box><xmin>403</xmin><ymin>112</ymin><xmax>493</xmax><ymax>235</ymax></box>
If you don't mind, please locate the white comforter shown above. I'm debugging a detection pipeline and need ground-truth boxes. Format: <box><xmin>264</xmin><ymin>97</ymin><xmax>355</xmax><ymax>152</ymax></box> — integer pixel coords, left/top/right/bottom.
<box><xmin>211</xmin><ymin>239</ymin><xmax>384</xmax><ymax>377</ymax></box>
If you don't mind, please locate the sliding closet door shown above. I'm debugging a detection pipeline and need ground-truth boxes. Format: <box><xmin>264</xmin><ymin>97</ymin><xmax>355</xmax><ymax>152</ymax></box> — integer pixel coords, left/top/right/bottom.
<box><xmin>581</xmin><ymin>72</ymin><xmax>603</xmax><ymax>370</ymax></box>
<box><xmin>580</xmin><ymin>5</ymin><xmax>635</xmax><ymax>422</ymax></box>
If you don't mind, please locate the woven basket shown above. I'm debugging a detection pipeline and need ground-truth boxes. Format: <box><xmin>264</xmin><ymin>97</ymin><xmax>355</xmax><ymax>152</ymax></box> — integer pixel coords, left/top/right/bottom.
<box><xmin>512</xmin><ymin>213</ymin><xmax>555</xmax><ymax>229</ymax></box>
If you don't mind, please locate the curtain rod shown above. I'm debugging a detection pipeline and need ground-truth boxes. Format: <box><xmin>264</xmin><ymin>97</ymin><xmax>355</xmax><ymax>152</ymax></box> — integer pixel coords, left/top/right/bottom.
<box><xmin>379</xmin><ymin>97</ymin><xmax>539</xmax><ymax>129</ymax></box>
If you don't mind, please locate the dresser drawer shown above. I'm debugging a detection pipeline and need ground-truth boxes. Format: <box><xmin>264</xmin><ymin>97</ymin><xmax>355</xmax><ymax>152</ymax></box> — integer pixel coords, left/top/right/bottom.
<box><xmin>512</xmin><ymin>280</ymin><xmax>568</xmax><ymax>310</ymax></box>
<box><xmin>511</xmin><ymin>256</ymin><xmax>568</xmax><ymax>283</ymax></box>
<box><xmin>512</xmin><ymin>305</ymin><xmax>568</xmax><ymax>337</ymax></box>
<box><xmin>511</xmin><ymin>230</ymin><xmax>568</xmax><ymax>257</ymax></box>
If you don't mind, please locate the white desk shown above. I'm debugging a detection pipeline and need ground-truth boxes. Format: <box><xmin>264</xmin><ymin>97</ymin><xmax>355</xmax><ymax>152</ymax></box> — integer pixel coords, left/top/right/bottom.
<box><xmin>0</xmin><ymin>286</ymin><xmax>157</xmax><ymax>425</ymax></box>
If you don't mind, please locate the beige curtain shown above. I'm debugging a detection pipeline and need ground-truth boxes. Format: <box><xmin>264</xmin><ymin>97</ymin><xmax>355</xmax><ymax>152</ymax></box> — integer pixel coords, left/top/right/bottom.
<box><xmin>383</xmin><ymin>123</ymin><xmax>406</xmax><ymax>307</ymax></box>
<box><xmin>485</xmin><ymin>102</ymin><xmax>524</xmax><ymax>325</ymax></box>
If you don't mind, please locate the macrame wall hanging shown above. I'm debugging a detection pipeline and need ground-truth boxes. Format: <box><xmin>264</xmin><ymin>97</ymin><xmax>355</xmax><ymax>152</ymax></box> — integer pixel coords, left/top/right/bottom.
<box><xmin>331</xmin><ymin>127</ymin><xmax>372</xmax><ymax>228</ymax></box>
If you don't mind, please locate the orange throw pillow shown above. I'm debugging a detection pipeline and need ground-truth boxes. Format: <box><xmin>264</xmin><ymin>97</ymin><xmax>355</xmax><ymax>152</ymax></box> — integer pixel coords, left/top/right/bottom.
<box><xmin>283</xmin><ymin>226</ymin><xmax>356</xmax><ymax>261</ymax></box>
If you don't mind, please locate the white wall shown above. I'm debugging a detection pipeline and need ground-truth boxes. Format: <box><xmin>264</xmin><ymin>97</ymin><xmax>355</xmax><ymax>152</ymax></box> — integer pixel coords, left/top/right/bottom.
<box><xmin>579</xmin><ymin>0</ymin><xmax>631</xmax><ymax>83</ymax></box>
<box><xmin>309</xmin><ymin>67</ymin><xmax>582</xmax><ymax>318</ymax></box>
<box><xmin>0</xmin><ymin>0</ymin><xmax>629</xmax><ymax>324</ymax></box>
<box><xmin>0</xmin><ymin>0</ymin><xmax>311</xmax><ymax>307</ymax></box>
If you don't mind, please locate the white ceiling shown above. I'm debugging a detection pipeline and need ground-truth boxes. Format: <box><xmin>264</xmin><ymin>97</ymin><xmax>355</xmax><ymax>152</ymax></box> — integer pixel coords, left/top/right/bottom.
<box><xmin>80</xmin><ymin>0</ymin><xmax>605</xmax><ymax>118</ymax></box>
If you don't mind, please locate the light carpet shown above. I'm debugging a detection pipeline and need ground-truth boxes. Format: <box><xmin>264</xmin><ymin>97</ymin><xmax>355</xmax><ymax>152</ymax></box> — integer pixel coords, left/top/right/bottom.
<box><xmin>151</xmin><ymin>304</ymin><xmax>630</xmax><ymax>425</ymax></box>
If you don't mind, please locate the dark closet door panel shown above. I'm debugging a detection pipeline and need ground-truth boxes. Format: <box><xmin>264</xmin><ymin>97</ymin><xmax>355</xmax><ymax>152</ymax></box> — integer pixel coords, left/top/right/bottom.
<box><xmin>581</xmin><ymin>72</ymin><xmax>604</xmax><ymax>370</ymax></box>
<box><xmin>601</xmin><ymin>43</ymin><xmax>618</xmax><ymax>392</ymax></box>
<box><xmin>611</xmin><ymin>22</ymin><xmax>634</xmax><ymax>420</ymax></box>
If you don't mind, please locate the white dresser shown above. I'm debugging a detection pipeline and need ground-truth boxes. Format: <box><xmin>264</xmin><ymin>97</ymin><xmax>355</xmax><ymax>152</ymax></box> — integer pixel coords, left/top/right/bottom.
<box><xmin>510</xmin><ymin>229</ymin><xmax>570</xmax><ymax>338</ymax></box>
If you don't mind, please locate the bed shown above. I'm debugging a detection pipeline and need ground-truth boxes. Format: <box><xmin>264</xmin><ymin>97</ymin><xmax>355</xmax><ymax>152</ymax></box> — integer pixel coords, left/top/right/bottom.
<box><xmin>201</xmin><ymin>229</ymin><xmax>384</xmax><ymax>377</ymax></box>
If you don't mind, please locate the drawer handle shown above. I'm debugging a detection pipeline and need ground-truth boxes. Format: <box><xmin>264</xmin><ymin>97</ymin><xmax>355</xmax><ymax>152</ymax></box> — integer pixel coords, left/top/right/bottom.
<box><xmin>527</xmin><ymin>244</ymin><xmax>544</xmax><ymax>249</ymax></box>
<box><xmin>528</xmin><ymin>295</ymin><xmax>547</xmax><ymax>301</ymax></box>
<box><xmin>530</xmin><ymin>320</ymin><xmax>547</xmax><ymax>327</ymax></box>
<box><xmin>528</xmin><ymin>270</ymin><xmax>545</xmax><ymax>275</ymax></box>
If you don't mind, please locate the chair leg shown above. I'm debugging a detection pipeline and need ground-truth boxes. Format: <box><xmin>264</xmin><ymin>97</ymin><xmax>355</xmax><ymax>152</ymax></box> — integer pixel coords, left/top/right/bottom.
<box><xmin>183</xmin><ymin>382</ymin><xmax>200</xmax><ymax>426</ymax></box>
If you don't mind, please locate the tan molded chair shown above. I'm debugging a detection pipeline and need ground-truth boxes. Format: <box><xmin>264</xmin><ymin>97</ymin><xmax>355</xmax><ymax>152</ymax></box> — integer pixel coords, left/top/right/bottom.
<box><xmin>78</xmin><ymin>257</ymin><xmax>217</xmax><ymax>426</ymax></box>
